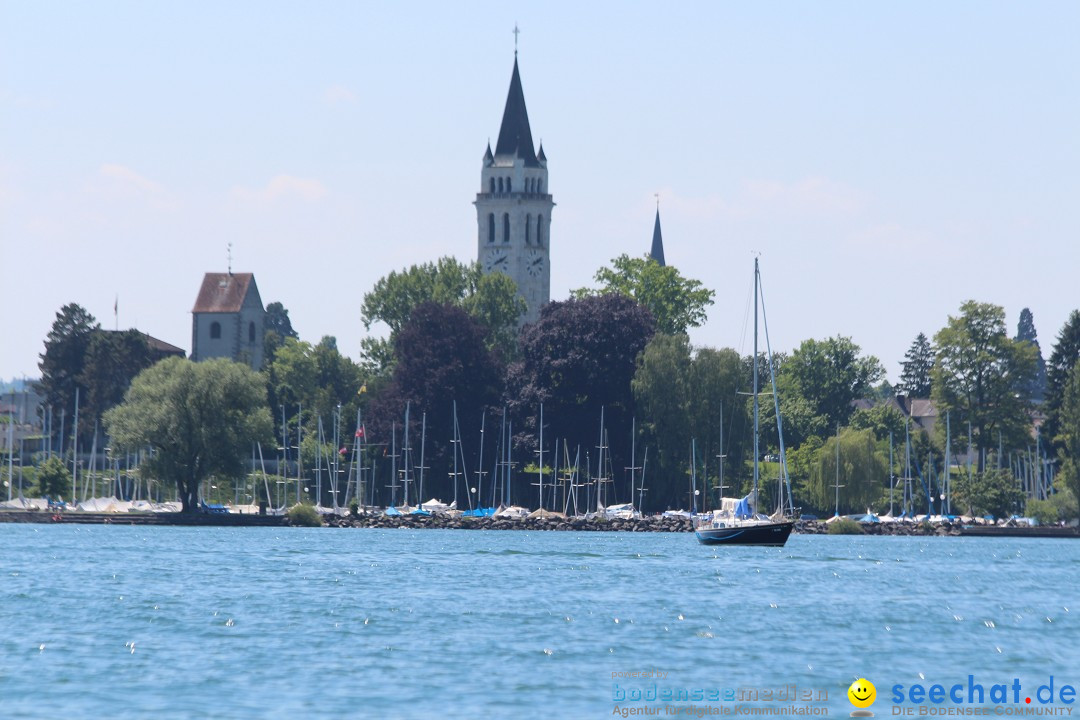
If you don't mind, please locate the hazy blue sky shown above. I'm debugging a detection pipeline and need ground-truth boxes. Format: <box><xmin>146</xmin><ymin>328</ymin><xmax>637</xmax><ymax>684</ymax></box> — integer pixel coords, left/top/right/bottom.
<box><xmin>3</xmin><ymin>2</ymin><xmax>1078</xmax><ymax>383</ymax></box>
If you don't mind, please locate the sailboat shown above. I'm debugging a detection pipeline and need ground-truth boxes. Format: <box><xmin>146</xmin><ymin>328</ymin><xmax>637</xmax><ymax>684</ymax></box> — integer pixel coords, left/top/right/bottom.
<box><xmin>694</xmin><ymin>258</ymin><xmax>795</xmax><ymax>547</ymax></box>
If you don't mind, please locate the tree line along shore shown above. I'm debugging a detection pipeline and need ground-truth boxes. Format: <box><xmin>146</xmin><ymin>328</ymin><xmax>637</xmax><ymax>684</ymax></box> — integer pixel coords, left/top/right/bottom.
<box><xmin>9</xmin><ymin>255</ymin><xmax>1080</xmax><ymax>527</ymax></box>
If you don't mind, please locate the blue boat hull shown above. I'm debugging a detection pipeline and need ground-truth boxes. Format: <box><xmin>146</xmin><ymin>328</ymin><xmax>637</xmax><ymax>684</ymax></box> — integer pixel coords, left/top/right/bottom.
<box><xmin>695</xmin><ymin>521</ymin><xmax>794</xmax><ymax>546</ymax></box>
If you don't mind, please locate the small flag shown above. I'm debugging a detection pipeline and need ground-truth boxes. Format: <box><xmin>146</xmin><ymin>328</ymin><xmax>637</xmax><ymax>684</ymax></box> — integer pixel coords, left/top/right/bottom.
<box><xmin>339</xmin><ymin>447</ymin><xmax>347</xmax><ymax>456</ymax></box>
<box><xmin>355</xmin><ymin>425</ymin><xmax>366</xmax><ymax>439</ymax></box>
<box><xmin>358</xmin><ymin>384</ymin><xmax>367</xmax><ymax>395</ymax></box>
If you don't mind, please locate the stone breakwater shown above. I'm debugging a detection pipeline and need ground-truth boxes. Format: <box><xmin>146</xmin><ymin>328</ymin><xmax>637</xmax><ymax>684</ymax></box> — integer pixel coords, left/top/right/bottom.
<box><xmin>322</xmin><ymin>513</ymin><xmax>694</xmax><ymax>532</ymax></box>
<box><xmin>319</xmin><ymin>514</ymin><xmax>1040</xmax><ymax>537</ymax></box>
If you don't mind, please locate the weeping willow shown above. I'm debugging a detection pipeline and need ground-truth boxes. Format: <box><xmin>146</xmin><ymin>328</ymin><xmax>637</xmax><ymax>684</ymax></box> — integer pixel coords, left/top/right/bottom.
<box><xmin>807</xmin><ymin>428</ymin><xmax>888</xmax><ymax>514</ymax></box>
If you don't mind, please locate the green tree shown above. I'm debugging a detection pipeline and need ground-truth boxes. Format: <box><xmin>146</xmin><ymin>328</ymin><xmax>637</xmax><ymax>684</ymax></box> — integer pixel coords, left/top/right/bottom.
<box><xmin>37</xmin><ymin>304</ymin><xmax>99</xmax><ymax>438</ymax></box>
<box><xmin>268</xmin><ymin>336</ymin><xmax>365</xmax><ymax>440</ymax></box>
<box><xmin>931</xmin><ymin>301</ymin><xmax>1037</xmax><ymax>469</ymax></box>
<box><xmin>104</xmin><ymin>357</ymin><xmax>273</xmax><ymax>512</ymax></box>
<box><xmin>1056</xmin><ymin>363</ymin><xmax>1080</xmax><ymax>525</ymax></box>
<box><xmin>952</xmin><ymin>468</ymin><xmax>1024</xmax><ymax>519</ymax></box>
<box><xmin>688</xmin><ymin>347</ymin><xmax>752</xmax><ymax>504</ymax></box>
<box><xmin>780</xmin><ymin>336</ymin><xmax>884</xmax><ymax>434</ymax></box>
<box><xmin>898</xmin><ymin>332</ymin><xmax>934</xmax><ymax>397</ymax></box>
<box><xmin>36</xmin><ymin>456</ymin><xmax>72</xmax><ymax>501</ymax></box>
<box><xmin>1014</xmin><ymin>308</ymin><xmax>1047</xmax><ymax>403</ymax></box>
<box><xmin>1044</xmin><ymin>310</ymin><xmax>1080</xmax><ymax>453</ymax></box>
<box><xmin>631</xmin><ymin>334</ymin><xmax>693</xmax><ymax>508</ymax></box>
<box><xmin>850</xmin><ymin>403</ymin><xmax>908</xmax><ymax>443</ymax></box>
<box><xmin>79</xmin><ymin>330</ymin><xmax>154</xmax><ymax>423</ymax></box>
<box><xmin>806</xmin><ymin>428</ymin><xmax>887</xmax><ymax>515</ymax></box>
<box><xmin>574</xmin><ymin>254</ymin><xmax>714</xmax><ymax>335</ymax></box>
<box><xmin>360</xmin><ymin>257</ymin><xmax>525</xmax><ymax>374</ymax></box>
<box><xmin>631</xmin><ymin>335</ymin><xmax>752</xmax><ymax>510</ymax></box>
<box><xmin>263</xmin><ymin>300</ymin><xmax>299</xmax><ymax>369</ymax></box>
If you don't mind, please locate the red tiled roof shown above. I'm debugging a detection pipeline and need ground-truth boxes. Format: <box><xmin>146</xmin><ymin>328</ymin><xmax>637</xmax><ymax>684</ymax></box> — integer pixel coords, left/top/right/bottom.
<box><xmin>192</xmin><ymin>273</ymin><xmax>254</xmax><ymax>313</ymax></box>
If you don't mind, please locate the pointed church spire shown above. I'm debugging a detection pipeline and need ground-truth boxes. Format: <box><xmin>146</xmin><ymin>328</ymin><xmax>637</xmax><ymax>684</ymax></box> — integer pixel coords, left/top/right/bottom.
<box><xmin>494</xmin><ymin>57</ymin><xmax>539</xmax><ymax>167</ymax></box>
<box><xmin>537</xmin><ymin>142</ymin><xmax>547</xmax><ymax>165</ymax></box>
<box><xmin>650</xmin><ymin>207</ymin><xmax>666</xmax><ymax>266</ymax></box>
<box><xmin>483</xmin><ymin>142</ymin><xmax>494</xmax><ymax>166</ymax></box>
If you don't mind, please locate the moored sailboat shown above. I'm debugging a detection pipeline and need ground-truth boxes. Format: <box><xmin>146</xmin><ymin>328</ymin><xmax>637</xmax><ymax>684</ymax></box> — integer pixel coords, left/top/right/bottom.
<box><xmin>694</xmin><ymin>258</ymin><xmax>794</xmax><ymax>547</ymax></box>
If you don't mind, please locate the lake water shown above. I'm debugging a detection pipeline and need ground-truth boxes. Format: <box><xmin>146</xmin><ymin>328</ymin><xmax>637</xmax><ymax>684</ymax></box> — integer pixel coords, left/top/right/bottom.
<box><xmin>1</xmin><ymin>526</ymin><xmax>1077</xmax><ymax>719</ymax></box>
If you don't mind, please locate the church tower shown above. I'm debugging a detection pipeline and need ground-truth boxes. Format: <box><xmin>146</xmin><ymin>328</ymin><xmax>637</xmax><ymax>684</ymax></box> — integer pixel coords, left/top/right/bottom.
<box><xmin>475</xmin><ymin>54</ymin><xmax>553</xmax><ymax>325</ymax></box>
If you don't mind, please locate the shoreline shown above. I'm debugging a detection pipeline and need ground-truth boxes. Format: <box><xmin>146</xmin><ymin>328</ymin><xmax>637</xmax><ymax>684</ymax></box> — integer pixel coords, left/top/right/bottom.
<box><xmin>1</xmin><ymin>510</ymin><xmax>1076</xmax><ymax>538</ymax></box>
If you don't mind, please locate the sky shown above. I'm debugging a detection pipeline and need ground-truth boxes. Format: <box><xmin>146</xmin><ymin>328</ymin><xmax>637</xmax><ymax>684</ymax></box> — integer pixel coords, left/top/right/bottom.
<box><xmin>2</xmin><ymin>1</ymin><xmax>1078</xmax><ymax>384</ymax></box>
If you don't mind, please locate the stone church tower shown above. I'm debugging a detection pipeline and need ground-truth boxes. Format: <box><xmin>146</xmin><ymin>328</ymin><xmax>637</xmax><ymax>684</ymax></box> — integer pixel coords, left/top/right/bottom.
<box><xmin>475</xmin><ymin>55</ymin><xmax>553</xmax><ymax>325</ymax></box>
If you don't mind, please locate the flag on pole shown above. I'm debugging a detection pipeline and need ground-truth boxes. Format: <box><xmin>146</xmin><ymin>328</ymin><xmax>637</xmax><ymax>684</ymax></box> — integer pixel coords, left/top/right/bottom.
<box><xmin>355</xmin><ymin>426</ymin><xmax>365</xmax><ymax>439</ymax></box>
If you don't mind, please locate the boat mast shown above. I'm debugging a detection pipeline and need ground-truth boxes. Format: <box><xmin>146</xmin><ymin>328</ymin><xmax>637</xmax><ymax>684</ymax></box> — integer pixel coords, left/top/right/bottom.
<box><xmin>833</xmin><ymin>423</ymin><xmax>842</xmax><ymax>518</ymax></box>
<box><xmin>752</xmin><ymin>258</ymin><xmax>760</xmax><ymax>505</ymax></box>
<box><xmin>596</xmin><ymin>406</ymin><xmax>605</xmax><ymax>512</ymax></box>
<box><xmin>944</xmin><ymin>412</ymin><xmax>951</xmax><ymax>515</ymax></box>
<box><xmin>476</xmin><ymin>412</ymin><xmax>486</xmax><ymax>510</ymax></box>
<box><xmin>888</xmin><ymin>431</ymin><xmax>894</xmax><ymax>516</ymax></box>
<box><xmin>419</xmin><ymin>410</ymin><xmax>427</xmax><ymax>506</ymax></box>
<box><xmin>537</xmin><ymin>403</ymin><xmax>544</xmax><ymax>511</ymax></box>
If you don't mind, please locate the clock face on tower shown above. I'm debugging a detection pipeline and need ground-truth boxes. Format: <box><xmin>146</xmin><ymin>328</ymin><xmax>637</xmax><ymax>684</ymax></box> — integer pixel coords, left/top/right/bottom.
<box><xmin>484</xmin><ymin>248</ymin><xmax>509</xmax><ymax>273</ymax></box>
<box><xmin>525</xmin><ymin>249</ymin><xmax>545</xmax><ymax>277</ymax></box>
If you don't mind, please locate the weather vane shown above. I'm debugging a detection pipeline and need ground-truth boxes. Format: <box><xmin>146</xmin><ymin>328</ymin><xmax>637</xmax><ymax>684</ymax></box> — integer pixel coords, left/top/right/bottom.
<box><xmin>655</xmin><ymin>192</ymin><xmax>660</xmax><ymax>209</ymax></box>
<box><xmin>513</xmin><ymin>24</ymin><xmax>520</xmax><ymax>55</ymax></box>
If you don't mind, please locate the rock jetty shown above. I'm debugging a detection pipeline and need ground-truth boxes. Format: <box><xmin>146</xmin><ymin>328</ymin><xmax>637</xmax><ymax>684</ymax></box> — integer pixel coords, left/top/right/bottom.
<box><xmin>321</xmin><ymin>513</ymin><xmax>693</xmax><ymax>532</ymax></box>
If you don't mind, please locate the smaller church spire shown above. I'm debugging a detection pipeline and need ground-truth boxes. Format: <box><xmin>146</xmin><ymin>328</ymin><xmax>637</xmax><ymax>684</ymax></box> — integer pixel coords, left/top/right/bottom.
<box><xmin>537</xmin><ymin>142</ymin><xmax>547</xmax><ymax>164</ymax></box>
<box><xmin>650</xmin><ymin>205</ymin><xmax>666</xmax><ymax>266</ymax></box>
<box><xmin>483</xmin><ymin>142</ymin><xmax>494</xmax><ymax>166</ymax></box>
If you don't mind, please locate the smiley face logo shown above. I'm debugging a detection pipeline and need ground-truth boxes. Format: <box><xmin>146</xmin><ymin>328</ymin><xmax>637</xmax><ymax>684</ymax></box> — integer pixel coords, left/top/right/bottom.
<box><xmin>848</xmin><ymin>678</ymin><xmax>876</xmax><ymax>715</ymax></box>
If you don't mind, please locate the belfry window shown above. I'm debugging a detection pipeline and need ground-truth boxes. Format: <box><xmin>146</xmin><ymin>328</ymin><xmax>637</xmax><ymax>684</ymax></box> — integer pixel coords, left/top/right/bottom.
<box><xmin>537</xmin><ymin>215</ymin><xmax>544</xmax><ymax>246</ymax></box>
<box><xmin>503</xmin><ymin>213</ymin><xmax>510</xmax><ymax>242</ymax></box>
<box><xmin>210</xmin><ymin>321</ymin><xmax>221</xmax><ymax>339</ymax></box>
<box><xmin>488</xmin><ymin>213</ymin><xmax>495</xmax><ymax>243</ymax></box>
<box><xmin>498</xmin><ymin>178</ymin><xmax>504</xmax><ymax>193</ymax></box>
<box><xmin>526</xmin><ymin>214</ymin><xmax>531</xmax><ymax>244</ymax></box>
<box><xmin>249</xmin><ymin>322</ymin><xmax>256</xmax><ymax>343</ymax></box>
<box><xmin>489</xmin><ymin>178</ymin><xmax>495</xmax><ymax>193</ymax></box>
<box><xmin>507</xmin><ymin>178</ymin><xmax>512</xmax><ymax>192</ymax></box>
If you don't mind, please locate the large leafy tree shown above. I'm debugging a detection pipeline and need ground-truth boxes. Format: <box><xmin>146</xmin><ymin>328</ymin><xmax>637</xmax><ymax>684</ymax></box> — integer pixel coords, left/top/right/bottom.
<box><xmin>263</xmin><ymin>300</ymin><xmax>299</xmax><ymax>369</ymax></box>
<box><xmin>105</xmin><ymin>357</ymin><xmax>273</xmax><ymax>512</ymax></box>
<box><xmin>931</xmin><ymin>301</ymin><xmax>1037</xmax><ymax>469</ymax></box>
<box><xmin>36</xmin><ymin>456</ymin><xmax>72</xmax><ymax>501</ymax></box>
<box><xmin>1015</xmin><ymin>308</ymin><xmax>1047</xmax><ymax>404</ymax></box>
<box><xmin>781</xmin><ymin>336</ymin><xmax>884</xmax><ymax>432</ymax></box>
<box><xmin>632</xmin><ymin>334</ymin><xmax>692</xmax><ymax>507</ymax></box>
<box><xmin>79</xmin><ymin>330</ymin><xmax>155</xmax><ymax>424</ymax></box>
<box><xmin>898</xmin><ymin>332</ymin><xmax>934</xmax><ymax>397</ymax></box>
<box><xmin>367</xmin><ymin>303</ymin><xmax>504</xmax><ymax>505</ymax></box>
<box><xmin>952</xmin><ymin>468</ymin><xmax>1025</xmax><ymax>519</ymax></box>
<box><xmin>360</xmin><ymin>257</ymin><xmax>524</xmax><ymax>374</ymax></box>
<box><xmin>1044</xmin><ymin>310</ymin><xmax>1080</xmax><ymax>452</ymax></box>
<box><xmin>806</xmin><ymin>428</ymin><xmax>888</xmax><ymax>515</ymax></box>
<box><xmin>574</xmin><ymin>254</ymin><xmax>714</xmax><ymax>335</ymax></box>
<box><xmin>1056</xmin><ymin>364</ymin><xmax>1080</xmax><ymax>525</ymax></box>
<box><xmin>506</xmin><ymin>294</ymin><xmax>656</xmax><ymax>505</ymax></box>
<box><xmin>632</xmin><ymin>335</ymin><xmax>750</xmax><ymax>510</ymax></box>
<box><xmin>37</xmin><ymin>304</ymin><xmax>100</xmax><ymax>438</ymax></box>
<box><xmin>268</xmin><ymin>335</ymin><xmax>366</xmax><ymax>439</ymax></box>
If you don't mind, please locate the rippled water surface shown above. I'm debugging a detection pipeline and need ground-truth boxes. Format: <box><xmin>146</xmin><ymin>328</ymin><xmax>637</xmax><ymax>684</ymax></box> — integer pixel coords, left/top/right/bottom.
<box><xmin>1</xmin><ymin>526</ymin><xmax>1077</xmax><ymax>718</ymax></box>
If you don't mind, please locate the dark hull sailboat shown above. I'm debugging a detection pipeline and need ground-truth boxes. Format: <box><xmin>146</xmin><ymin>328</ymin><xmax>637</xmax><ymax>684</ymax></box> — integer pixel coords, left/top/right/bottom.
<box><xmin>693</xmin><ymin>258</ymin><xmax>795</xmax><ymax>548</ymax></box>
<box><xmin>694</xmin><ymin>520</ymin><xmax>794</xmax><ymax>546</ymax></box>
